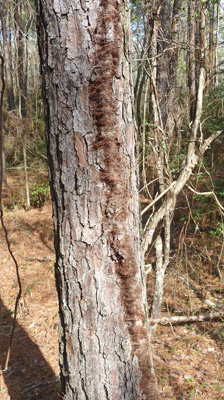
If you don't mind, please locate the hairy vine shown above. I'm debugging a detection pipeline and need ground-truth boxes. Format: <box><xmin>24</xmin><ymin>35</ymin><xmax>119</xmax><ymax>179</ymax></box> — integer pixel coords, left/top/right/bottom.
<box><xmin>88</xmin><ymin>1</ymin><xmax>158</xmax><ymax>398</ymax></box>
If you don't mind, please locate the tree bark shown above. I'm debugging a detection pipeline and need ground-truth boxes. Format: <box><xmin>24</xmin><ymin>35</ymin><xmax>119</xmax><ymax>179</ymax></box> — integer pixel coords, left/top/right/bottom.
<box><xmin>1</xmin><ymin>148</ymin><xmax>7</xmax><ymax>187</ymax></box>
<box><xmin>0</xmin><ymin>1</ymin><xmax>15</xmax><ymax>111</ymax></box>
<box><xmin>35</xmin><ymin>0</ymin><xmax>159</xmax><ymax>399</ymax></box>
<box><xmin>14</xmin><ymin>0</ymin><xmax>26</xmax><ymax>118</ymax></box>
<box><xmin>155</xmin><ymin>0</ymin><xmax>183</xmax><ymax>142</ymax></box>
<box><xmin>214</xmin><ymin>4</ymin><xmax>219</xmax><ymax>87</ymax></box>
<box><xmin>208</xmin><ymin>3</ymin><xmax>214</xmax><ymax>86</ymax></box>
<box><xmin>188</xmin><ymin>0</ymin><xmax>196</xmax><ymax>121</ymax></box>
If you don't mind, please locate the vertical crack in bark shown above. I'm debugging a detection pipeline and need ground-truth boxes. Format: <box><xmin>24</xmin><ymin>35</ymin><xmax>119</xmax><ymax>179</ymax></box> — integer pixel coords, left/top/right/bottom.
<box><xmin>104</xmin><ymin>383</ymin><xmax>110</xmax><ymax>400</ymax></box>
<box><xmin>77</xmin><ymin>326</ymin><xmax>89</xmax><ymax>400</ymax></box>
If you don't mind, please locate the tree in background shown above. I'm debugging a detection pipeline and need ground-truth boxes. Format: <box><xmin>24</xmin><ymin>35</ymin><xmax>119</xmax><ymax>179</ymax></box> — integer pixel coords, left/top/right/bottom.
<box><xmin>131</xmin><ymin>0</ymin><xmax>224</xmax><ymax>329</ymax></box>
<box><xmin>0</xmin><ymin>0</ymin><xmax>15</xmax><ymax>111</ymax></box>
<box><xmin>35</xmin><ymin>0</ymin><xmax>159</xmax><ymax>398</ymax></box>
<box><xmin>0</xmin><ymin>0</ymin><xmax>46</xmax><ymax>204</ymax></box>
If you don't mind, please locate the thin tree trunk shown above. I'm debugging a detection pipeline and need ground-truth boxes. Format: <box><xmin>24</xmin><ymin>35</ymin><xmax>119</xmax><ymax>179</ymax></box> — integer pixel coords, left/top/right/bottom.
<box><xmin>150</xmin><ymin>235</ymin><xmax>164</xmax><ymax>332</ymax></box>
<box><xmin>188</xmin><ymin>0</ymin><xmax>196</xmax><ymax>121</ymax></box>
<box><xmin>136</xmin><ymin>69</ymin><xmax>146</xmax><ymax>128</ymax></box>
<box><xmin>23</xmin><ymin>134</ymin><xmax>30</xmax><ymax>208</ymax></box>
<box><xmin>14</xmin><ymin>0</ymin><xmax>30</xmax><ymax>208</ymax></box>
<box><xmin>214</xmin><ymin>4</ymin><xmax>219</xmax><ymax>87</ymax></box>
<box><xmin>1</xmin><ymin>148</ymin><xmax>7</xmax><ymax>187</ymax></box>
<box><xmin>14</xmin><ymin>0</ymin><xmax>26</xmax><ymax>118</ymax></box>
<box><xmin>208</xmin><ymin>3</ymin><xmax>214</xmax><ymax>86</ymax></box>
<box><xmin>0</xmin><ymin>0</ymin><xmax>13</xmax><ymax>187</ymax></box>
<box><xmin>156</xmin><ymin>0</ymin><xmax>170</xmax><ymax>134</ymax></box>
<box><xmin>36</xmin><ymin>1</ymin><xmax>159</xmax><ymax>399</ymax></box>
<box><xmin>134</xmin><ymin>26</ymin><xmax>149</xmax><ymax>99</ymax></box>
<box><xmin>1</xmin><ymin>9</ymin><xmax>15</xmax><ymax>111</ymax></box>
<box><xmin>195</xmin><ymin>0</ymin><xmax>201</xmax><ymax>92</ymax></box>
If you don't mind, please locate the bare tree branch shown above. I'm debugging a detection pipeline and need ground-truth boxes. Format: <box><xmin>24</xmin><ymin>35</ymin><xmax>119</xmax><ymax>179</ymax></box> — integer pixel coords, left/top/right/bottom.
<box><xmin>150</xmin><ymin>311</ymin><xmax>224</xmax><ymax>325</ymax></box>
<box><xmin>186</xmin><ymin>181</ymin><xmax>224</xmax><ymax>213</ymax></box>
<box><xmin>141</xmin><ymin>181</ymin><xmax>176</xmax><ymax>215</ymax></box>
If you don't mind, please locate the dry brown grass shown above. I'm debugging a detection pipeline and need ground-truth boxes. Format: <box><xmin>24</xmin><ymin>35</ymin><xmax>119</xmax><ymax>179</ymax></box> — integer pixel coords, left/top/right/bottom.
<box><xmin>0</xmin><ymin>173</ymin><xmax>59</xmax><ymax>400</ymax></box>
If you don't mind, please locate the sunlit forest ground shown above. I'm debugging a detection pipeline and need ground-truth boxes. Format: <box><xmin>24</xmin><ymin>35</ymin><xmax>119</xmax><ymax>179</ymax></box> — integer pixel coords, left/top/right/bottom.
<box><xmin>0</xmin><ymin>169</ymin><xmax>224</xmax><ymax>399</ymax></box>
<box><xmin>0</xmin><ymin>170</ymin><xmax>59</xmax><ymax>400</ymax></box>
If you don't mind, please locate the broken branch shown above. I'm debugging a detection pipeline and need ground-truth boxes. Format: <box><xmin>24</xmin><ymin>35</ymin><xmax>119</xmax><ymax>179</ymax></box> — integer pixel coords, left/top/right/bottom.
<box><xmin>150</xmin><ymin>311</ymin><xmax>224</xmax><ymax>325</ymax></box>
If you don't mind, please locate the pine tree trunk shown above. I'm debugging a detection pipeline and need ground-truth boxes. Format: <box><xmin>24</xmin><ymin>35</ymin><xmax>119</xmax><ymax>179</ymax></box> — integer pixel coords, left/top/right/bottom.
<box><xmin>35</xmin><ymin>0</ymin><xmax>159</xmax><ymax>399</ymax></box>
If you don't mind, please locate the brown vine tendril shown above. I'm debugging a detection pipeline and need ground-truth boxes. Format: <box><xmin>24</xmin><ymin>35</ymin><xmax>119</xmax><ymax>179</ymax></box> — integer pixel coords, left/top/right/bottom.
<box><xmin>0</xmin><ymin>54</ymin><xmax>22</xmax><ymax>373</ymax></box>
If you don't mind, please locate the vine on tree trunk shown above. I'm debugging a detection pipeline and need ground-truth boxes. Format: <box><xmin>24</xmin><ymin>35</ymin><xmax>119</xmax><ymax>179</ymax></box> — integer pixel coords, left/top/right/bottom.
<box><xmin>88</xmin><ymin>1</ymin><xmax>158</xmax><ymax>398</ymax></box>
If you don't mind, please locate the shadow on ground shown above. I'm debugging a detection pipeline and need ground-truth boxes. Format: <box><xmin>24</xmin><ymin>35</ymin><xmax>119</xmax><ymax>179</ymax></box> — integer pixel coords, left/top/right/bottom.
<box><xmin>0</xmin><ymin>298</ymin><xmax>59</xmax><ymax>400</ymax></box>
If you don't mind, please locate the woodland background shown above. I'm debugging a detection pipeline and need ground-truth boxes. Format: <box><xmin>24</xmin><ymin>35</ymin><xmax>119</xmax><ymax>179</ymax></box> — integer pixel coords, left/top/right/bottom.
<box><xmin>0</xmin><ymin>0</ymin><xmax>224</xmax><ymax>399</ymax></box>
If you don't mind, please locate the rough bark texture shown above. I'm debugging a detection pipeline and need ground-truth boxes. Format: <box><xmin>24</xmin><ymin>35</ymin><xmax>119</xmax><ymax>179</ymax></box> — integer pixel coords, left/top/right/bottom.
<box><xmin>35</xmin><ymin>0</ymin><xmax>159</xmax><ymax>399</ymax></box>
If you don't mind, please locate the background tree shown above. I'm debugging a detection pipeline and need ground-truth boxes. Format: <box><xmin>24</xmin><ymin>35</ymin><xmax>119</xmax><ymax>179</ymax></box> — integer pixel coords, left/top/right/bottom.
<box><xmin>35</xmin><ymin>0</ymin><xmax>159</xmax><ymax>398</ymax></box>
<box><xmin>0</xmin><ymin>0</ymin><xmax>15</xmax><ymax>111</ymax></box>
<box><xmin>131</xmin><ymin>0</ymin><xmax>224</xmax><ymax>329</ymax></box>
<box><xmin>0</xmin><ymin>0</ymin><xmax>46</xmax><ymax>204</ymax></box>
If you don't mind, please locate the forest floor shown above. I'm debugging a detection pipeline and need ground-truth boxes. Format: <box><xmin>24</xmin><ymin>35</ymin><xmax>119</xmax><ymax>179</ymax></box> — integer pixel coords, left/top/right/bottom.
<box><xmin>0</xmin><ymin>169</ymin><xmax>59</xmax><ymax>400</ymax></box>
<box><xmin>0</xmin><ymin>169</ymin><xmax>224</xmax><ymax>399</ymax></box>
